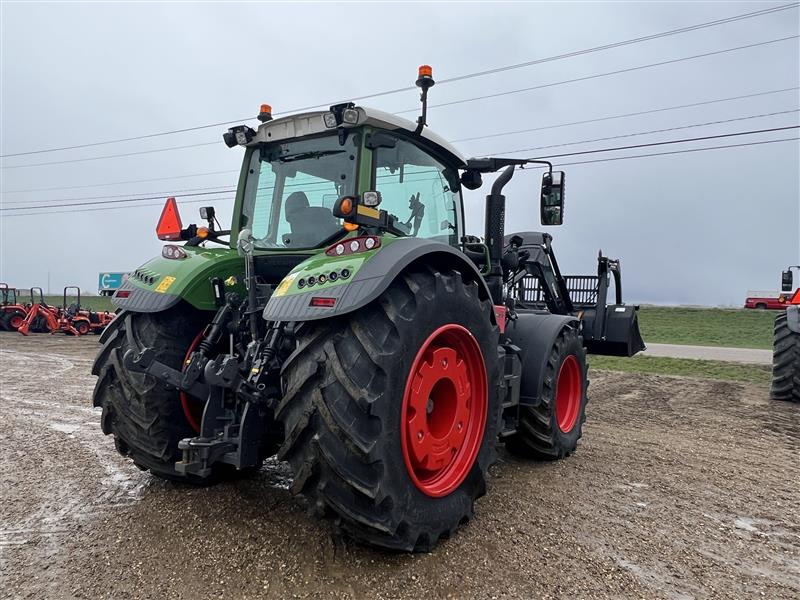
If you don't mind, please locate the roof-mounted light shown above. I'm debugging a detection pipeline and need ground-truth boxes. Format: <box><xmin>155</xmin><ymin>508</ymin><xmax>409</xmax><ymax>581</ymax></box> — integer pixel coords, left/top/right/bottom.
<box><xmin>258</xmin><ymin>103</ymin><xmax>273</xmax><ymax>123</ymax></box>
<box><xmin>324</xmin><ymin>102</ymin><xmax>359</xmax><ymax>128</ymax></box>
<box><xmin>223</xmin><ymin>125</ymin><xmax>256</xmax><ymax>148</ymax></box>
<box><xmin>323</xmin><ymin>112</ymin><xmax>338</xmax><ymax>128</ymax></box>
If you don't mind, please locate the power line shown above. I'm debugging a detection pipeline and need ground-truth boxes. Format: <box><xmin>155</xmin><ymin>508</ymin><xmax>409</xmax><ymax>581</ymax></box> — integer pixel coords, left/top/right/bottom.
<box><xmin>4</xmin><ymin>125</ymin><xmax>796</xmax><ymax>213</ymax></box>
<box><xmin>2</xmin><ymin>2</ymin><xmax>796</xmax><ymax>158</ymax></box>
<box><xmin>3</xmin><ymin>136</ymin><xmax>796</xmax><ymax>218</ymax></box>
<box><xmin>553</xmin><ymin>136</ymin><xmax>798</xmax><ymax>168</ymax></box>
<box><xmin>1</xmin><ymin>141</ymin><xmax>220</xmax><ymax>170</ymax></box>
<box><xmin>494</xmin><ymin>110</ymin><xmax>799</xmax><ymax>155</ymax></box>
<box><xmin>3</xmin><ymin>86</ymin><xmax>795</xmax><ymax>196</ymax></box>
<box><xmin>5</xmin><ymin>110</ymin><xmax>796</xmax><ymax>207</ymax></box>
<box><xmin>506</xmin><ymin>125</ymin><xmax>800</xmax><ymax>160</ymax></box>
<box><xmin>1</xmin><ymin>169</ymin><xmax>239</xmax><ymax>195</ymax></box>
<box><xmin>395</xmin><ymin>35</ymin><xmax>799</xmax><ymax>115</ymax></box>
<box><xmin>4</xmin><ymin>34</ymin><xmax>796</xmax><ymax>172</ymax></box>
<box><xmin>2</xmin><ymin>184</ymin><xmax>235</xmax><ymax>206</ymax></box>
<box><xmin>0</xmin><ymin>188</ymin><xmax>237</xmax><ymax>211</ymax></box>
<box><xmin>450</xmin><ymin>87</ymin><xmax>800</xmax><ymax>143</ymax></box>
<box><xmin>1</xmin><ymin>196</ymin><xmax>238</xmax><ymax>218</ymax></box>
<box><xmin>0</xmin><ymin>109</ymin><xmax>800</xmax><ymax>210</ymax></box>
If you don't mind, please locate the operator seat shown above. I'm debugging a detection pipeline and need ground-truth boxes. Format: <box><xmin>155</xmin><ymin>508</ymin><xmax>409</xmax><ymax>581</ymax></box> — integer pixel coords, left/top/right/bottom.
<box><xmin>283</xmin><ymin>191</ymin><xmax>339</xmax><ymax>247</ymax></box>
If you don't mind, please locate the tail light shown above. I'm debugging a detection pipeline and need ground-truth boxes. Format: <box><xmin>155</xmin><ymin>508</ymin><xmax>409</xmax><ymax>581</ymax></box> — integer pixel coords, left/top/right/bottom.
<box><xmin>325</xmin><ymin>236</ymin><xmax>380</xmax><ymax>257</ymax></box>
<box><xmin>162</xmin><ymin>245</ymin><xmax>187</xmax><ymax>260</ymax></box>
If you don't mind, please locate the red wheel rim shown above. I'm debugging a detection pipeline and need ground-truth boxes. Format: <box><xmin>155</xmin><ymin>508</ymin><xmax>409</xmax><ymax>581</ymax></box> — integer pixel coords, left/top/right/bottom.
<box><xmin>180</xmin><ymin>330</ymin><xmax>206</xmax><ymax>433</ymax></box>
<box><xmin>401</xmin><ymin>324</ymin><xmax>487</xmax><ymax>498</ymax></box>
<box><xmin>9</xmin><ymin>314</ymin><xmax>23</xmax><ymax>329</ymax></box>
<box><xmin>555</xmin><ymin>355</ymin><xmax>582</xmax><ymax>433</ymax></box>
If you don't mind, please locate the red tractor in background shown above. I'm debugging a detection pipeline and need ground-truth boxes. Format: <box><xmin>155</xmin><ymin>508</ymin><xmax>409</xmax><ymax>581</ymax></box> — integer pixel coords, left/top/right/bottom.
<box><xmin>0</xmin><ymin>284</ymin><xmax>27</xmax><ymax>331</ymax></box>
<box><xmin>17</xmin><ymin>288</ymin><xmax>62</xmax><ymax>336</ymax></box>
<box><xmin>771</xmin><ymin>265</ymin><xmax>800</xmax><ymax>403</ymax></box>
<box><xmin>58</xmin><ymin>286</ymin><xmax>115</xmax><ymax>335</ymax></box>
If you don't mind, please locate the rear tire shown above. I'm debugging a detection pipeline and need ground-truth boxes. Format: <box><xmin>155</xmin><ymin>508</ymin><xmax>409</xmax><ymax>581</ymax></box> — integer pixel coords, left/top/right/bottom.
<box><xmin>278</xmin><ymin>266</ymin><xmax>501</xmax><ymax>551</ymax></box>
<box><xmin>771</xmin><ymin>311</ymin><xmax>800</xmax><ymax>402</ymax></box>
<box><xmin>3</xmin><ymin>310</ymin><xmax>26</xmax><ymax>331</ymax></box>
<box><xmin>505</xmin><ymin>324</ymin><xmax>589</xmax><ymax>459</ymax></box>
<box><xmin>91</xmin><ymin>308</ymin><xmax>264</xmax><ymax>482</ymax></box>
<box><xmin>74</xmin><ymin>319</ymin><xmax>90</xmax><ymax>336</ymax></box>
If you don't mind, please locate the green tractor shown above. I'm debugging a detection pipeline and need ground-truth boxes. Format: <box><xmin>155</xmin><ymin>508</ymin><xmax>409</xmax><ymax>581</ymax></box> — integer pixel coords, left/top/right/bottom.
<box><xmin>92</xmin><ymin>67</ymin><xmax>644</xmax><ymax>551</ymax></box>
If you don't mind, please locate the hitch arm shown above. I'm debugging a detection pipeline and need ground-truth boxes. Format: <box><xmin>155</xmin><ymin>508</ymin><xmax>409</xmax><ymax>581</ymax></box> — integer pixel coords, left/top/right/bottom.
<box><xmin>122</xmin><ymin>348</ymin><xmax>209</xmax><ymax>400</ymax></box>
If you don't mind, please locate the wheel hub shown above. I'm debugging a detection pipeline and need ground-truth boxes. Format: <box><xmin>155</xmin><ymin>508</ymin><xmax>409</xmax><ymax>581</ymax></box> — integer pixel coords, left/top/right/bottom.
<box><xmin>401</xmin><ymin>324</ymin><xmax>487</xmax><ymax>498</ymax></box>
<box><xmin>555</xmin><ymin>355</ymin><xmax>582</xmax><ymax>433</ymax></box>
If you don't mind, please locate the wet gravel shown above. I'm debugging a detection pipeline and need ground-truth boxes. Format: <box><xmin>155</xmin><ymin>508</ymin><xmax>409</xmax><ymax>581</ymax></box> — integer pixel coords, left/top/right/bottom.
<box><xmin>1</xmin><ymin>332</ymin><xmax>798</xmax><ymax>599</ymax></box>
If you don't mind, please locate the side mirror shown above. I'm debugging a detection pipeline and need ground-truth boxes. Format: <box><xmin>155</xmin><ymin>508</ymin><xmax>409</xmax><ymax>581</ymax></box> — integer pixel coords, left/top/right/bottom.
<box><xmin>782</xmin><ymin>270</ymin><xmax>793</xmax><ymax>292</ymax></box>
<box><xmin>540</xmin><ymin>171</ymin><xmax>565</xmax><ymax>226</ymax></box>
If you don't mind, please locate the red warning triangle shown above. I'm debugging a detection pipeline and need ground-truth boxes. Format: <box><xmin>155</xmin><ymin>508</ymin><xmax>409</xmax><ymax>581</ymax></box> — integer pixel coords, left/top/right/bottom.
<box><xmin>156</xmin><ymin>197</ymin><xmax>183</xmax><ymax>241</ymax></box>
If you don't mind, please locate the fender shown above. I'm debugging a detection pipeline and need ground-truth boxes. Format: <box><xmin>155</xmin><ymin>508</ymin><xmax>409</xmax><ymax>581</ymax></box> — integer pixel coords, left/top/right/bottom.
<box><xmin>506</xmin><ymin>311</ymin><xmax>580</xmax><ymax>406</ymax></box>
<box><xmin>787</xmin><ymin>305</ymin><xmax>800</xmax><ymax>334</ymax></box>
<box><xmin>263</xmin><ymin>237</ymin><xmax>495</xmax><ymax>323</ymax></box>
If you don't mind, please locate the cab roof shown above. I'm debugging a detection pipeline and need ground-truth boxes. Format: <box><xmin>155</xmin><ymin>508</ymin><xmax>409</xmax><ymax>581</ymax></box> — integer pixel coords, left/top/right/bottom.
<box><xmin>251</xmin><ymin>105</ymin><xmax>467</xmax><ymax>169</ymax></box>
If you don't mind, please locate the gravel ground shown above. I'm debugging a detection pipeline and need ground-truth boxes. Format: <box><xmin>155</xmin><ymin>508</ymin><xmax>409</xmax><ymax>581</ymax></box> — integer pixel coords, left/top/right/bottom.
<box><xmin>1</xmin><ymin>332</ymin><xmax>798</xmax><ymax>600</ymax></box>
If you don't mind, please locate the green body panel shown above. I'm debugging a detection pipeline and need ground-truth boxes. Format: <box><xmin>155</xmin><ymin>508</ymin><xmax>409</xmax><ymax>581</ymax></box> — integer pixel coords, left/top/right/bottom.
<box><xmin>127</xmin><ymin>247</ymin><xmax>245</xmax><ymax>311</ymax></box>
<box><xmin>273</xmin><ymin>235</ymin><xmax>401</xmax><ymax>298</ymax></box>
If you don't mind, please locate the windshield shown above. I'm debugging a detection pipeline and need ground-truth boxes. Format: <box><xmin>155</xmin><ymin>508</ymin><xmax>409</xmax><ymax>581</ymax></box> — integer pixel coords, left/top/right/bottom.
<box><xmin>241</xmin><ymin>134</ymin><xmax>358</xmax><ymax>249</ymax></box>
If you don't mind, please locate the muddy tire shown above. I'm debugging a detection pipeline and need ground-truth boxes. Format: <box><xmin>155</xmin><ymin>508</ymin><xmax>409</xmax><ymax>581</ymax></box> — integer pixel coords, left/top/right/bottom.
<box><xmin>74</xmin><ymin>319</ymin><xmax>91</xmax><ymax>336</ymax></box>
<box><xmin>505</xmin><ymin>324</ymin><xmax>588</xmax><ymax>459</ymax></box>
<box><xmin>771</xmin><ymin>311</ymin><xmax>800</xmax><ymax>402</ymax></box>
<box><xmin>278</xmin><ymin>266</ymin><xmax>501</xmax><ymax>551</ymax></box>
<box><xmin>91</xmin><ymin>308</ymin><xmax>261</xmax><ymax>483</ymax></box>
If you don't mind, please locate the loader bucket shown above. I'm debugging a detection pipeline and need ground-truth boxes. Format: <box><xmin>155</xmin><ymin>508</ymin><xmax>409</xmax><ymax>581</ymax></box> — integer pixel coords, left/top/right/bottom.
<box><xmin>580</xmin><ymin>305</ymin><xmax>646</xmax><ymax>357</ymax></box>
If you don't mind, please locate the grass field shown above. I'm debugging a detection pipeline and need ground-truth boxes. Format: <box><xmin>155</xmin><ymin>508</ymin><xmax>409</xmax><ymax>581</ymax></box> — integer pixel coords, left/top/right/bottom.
<box><xmin>41</xmin><ymin>295</ymin><xmax>114</xmax><ymax>312</ymax></box>
<box><xmin>589</xmin><ymin>354</ymin><xmax>771</xmax><ymax>385</ymax></box>
<box><xmin>636</xmin><ymin>306</ymin><xmax>774</xmax><ymax>349</ymax></box>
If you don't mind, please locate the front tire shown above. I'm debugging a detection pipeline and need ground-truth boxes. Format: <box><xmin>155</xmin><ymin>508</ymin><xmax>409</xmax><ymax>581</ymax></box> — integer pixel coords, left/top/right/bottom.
<box><xmin>278</xmin><ymin>266</ymin><xmax>501</xmax><ymax>551</ymax></box>
<box><xmin>505</xmin><ymin>324</ymin><xmax>589</xmax><ymax>459</ymax></box>
<box><xmin>771</xmin><ymin>311</ymin><xmax>800</xmax><ymax>402</ymax></box>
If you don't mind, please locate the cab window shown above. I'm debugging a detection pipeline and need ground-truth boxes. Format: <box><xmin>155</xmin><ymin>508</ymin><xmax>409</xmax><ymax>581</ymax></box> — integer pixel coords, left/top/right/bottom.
<box><xmin>373</xmin><ymin>138</ymin><xmax>460</xmax><ymax>245</ymax></box>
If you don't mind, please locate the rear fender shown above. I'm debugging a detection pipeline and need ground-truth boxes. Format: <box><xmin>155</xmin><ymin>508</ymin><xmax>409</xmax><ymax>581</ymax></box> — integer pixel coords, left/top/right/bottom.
<box><xmin>787</xmin><ymin>305</ymin><xmax>800</xmax><ymax>334</ymax></box>
<box><xmin>506</xmin><ymin>312</ymin><xmax>580</xmax><ymax>406</ymax></box>
<box><xmin>111</xmin><ymin>247</ymin><xmax>244</xmax><ymax>313</ymax></box>
<box><xmin>263</xmin><ymin>237</ymin><xmax>495</xmax><ymax>323</ymax></box>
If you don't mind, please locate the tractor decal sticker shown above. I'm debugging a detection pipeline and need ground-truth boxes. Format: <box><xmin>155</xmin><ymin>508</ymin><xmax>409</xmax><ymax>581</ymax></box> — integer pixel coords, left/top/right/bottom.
<box><xmin>274</xmin><ymin>273</ymin><xmax>298</xmax><ymax>297</ymax></box>
<box><xmin>154</xmin><ymin>276</ymin><xmax>177</xmax><ymax>293</ymax></box>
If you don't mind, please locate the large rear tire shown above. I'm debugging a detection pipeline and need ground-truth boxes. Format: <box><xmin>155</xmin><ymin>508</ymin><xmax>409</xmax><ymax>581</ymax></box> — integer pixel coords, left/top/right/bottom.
<box><xmin>771</xmin><ymin>311</ymin><xmax>800</xmax><ymax>402</ymax></box>
<box><xmin>91</xmin><ymin>308</ymin><xmax>264</xmax><ymax>482</ymax></box>
<box><xmin>277</xmin><ymin>266</ymin><xmax>501</xmax><ymax>551</ymax></box>
<box><xmin>504</xmin><ymin>324</ymin><xmax>589</xmax><ymax>459</ymax></box>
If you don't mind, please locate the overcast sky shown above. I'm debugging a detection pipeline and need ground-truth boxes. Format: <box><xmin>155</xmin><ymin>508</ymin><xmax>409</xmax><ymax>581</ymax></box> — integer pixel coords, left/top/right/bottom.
<box><xmin>1</xmin><ymin>1</ymin><xmax>798</xmax><ymax>306</ymax></box>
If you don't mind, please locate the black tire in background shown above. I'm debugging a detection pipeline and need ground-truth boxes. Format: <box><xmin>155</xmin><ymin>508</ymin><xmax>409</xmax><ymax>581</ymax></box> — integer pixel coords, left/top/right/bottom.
<box><xmin>505</xmin><ymin>323</ymin><xmax>589</xmax><ymax>460</ymax></box>
<box><xmin>2</xmin><ymin>309</ymin><xmax>26</xmax><ymax>331</ymax></box>
<box><xmin>771</xmin><ymin>311</ymin><xmax>800</xmax><ymax>402</ymax></box>
<box><xmin>278</xmin><ymin>266</ymin><xmax>501</xmax><ymax>551</ymax></box>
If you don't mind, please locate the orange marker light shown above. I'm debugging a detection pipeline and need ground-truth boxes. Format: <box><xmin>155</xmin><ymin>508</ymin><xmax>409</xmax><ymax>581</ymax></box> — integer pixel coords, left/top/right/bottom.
<box><xmin>260</xmin><ymin>103</ymin><xmax>272</xmax><ymax>114</ymax></box>
<box><xmin>344</xmin><ymin>222</ymin><xmax>358</xmax><ymax>232</ymax></box>
<box><xmin>196</xmin><ymin>227</ymin><xmax>209</xmax><ymax>239</ymax></box>
<box><xmin>418</xmin><ymin>65</ymin><xmax>432</xmax><ymax>77</ymax></box>
<box><xmin>340</xmin><ymin>197</ymin><xmax>353</xmax><ymax>214</ymax></box>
